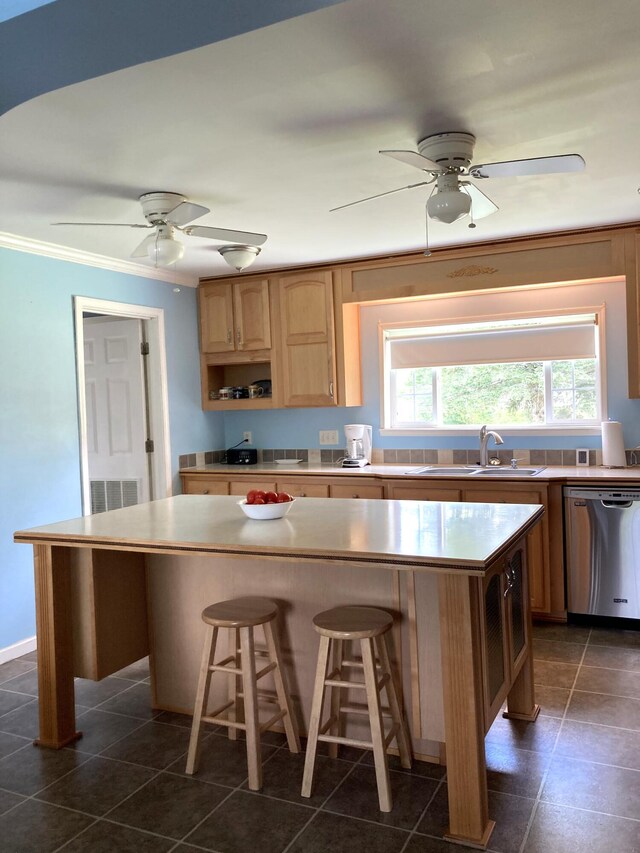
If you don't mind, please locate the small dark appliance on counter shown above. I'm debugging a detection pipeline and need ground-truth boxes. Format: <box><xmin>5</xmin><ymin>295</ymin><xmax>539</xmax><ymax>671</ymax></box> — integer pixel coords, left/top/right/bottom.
<box><xmin>225</xmin><ymin>447</ymin><xmax>258</xmax><ymax>465</ymax></box>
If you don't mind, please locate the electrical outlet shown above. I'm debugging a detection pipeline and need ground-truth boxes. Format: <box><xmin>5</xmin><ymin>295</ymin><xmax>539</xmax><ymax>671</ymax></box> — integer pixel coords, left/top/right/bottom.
<box><xmin>243</xmin><ymin>431</ymin><xmax>253</xmax><ymax>445</ymax></box>
<box><xmin>319</xmin><ymin>430</ymin><xmax>339</xmax><ymax>445</ymax></box>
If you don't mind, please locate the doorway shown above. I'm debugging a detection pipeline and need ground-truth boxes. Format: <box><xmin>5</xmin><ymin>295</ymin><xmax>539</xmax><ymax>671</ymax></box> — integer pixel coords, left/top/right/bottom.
<box><xmin>74</xmin><ymin>297</ymin><xmax>171</xmax><ymax>516</ymax></box>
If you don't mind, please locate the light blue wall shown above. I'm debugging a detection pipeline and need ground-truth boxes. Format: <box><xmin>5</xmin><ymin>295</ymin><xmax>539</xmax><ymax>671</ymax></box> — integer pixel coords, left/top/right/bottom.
<box><xmin>0</xmin><ymin>247</ymin><xmax>222</xmax><ymax>650</ymax></box>
<box><xmin>223</xmin><ymin>279</ymin><xmax>640</xmax><ymax>453</ymax></box>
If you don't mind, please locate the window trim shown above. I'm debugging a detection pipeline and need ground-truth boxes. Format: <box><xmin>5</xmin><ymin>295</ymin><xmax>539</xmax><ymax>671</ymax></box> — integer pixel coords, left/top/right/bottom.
<box><xmin>379</xmin><ymin>304</ymin><xmax>607</xmax><ymax>435</ymax></box>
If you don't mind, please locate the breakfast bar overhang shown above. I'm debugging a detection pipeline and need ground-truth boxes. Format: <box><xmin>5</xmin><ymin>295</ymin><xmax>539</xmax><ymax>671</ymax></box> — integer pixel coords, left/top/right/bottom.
<box><xmin>15</xmin><ymin>495</ymin><xmax>543</xmax><ymax>849</ymax></box>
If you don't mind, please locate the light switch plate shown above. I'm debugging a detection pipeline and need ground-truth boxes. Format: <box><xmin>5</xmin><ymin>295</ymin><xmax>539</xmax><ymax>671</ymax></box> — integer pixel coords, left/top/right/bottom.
<box><xmin>576</xmin><ymin>448</ymin><xmax>589</xmax><ymax>466</ymax></box>
<box><xmin>319</xmin><ymin>430</ymin><xmax>339</xmax><ymax>445</ymax></box>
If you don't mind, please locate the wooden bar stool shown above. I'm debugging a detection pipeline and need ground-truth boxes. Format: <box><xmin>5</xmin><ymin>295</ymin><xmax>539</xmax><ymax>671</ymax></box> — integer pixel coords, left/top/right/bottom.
<box><xmin>185</xmin><ymin>596</ymin><xmax>300</xmax><ymax>790</ymax></box>
<box><xmin>301</xmin><ymin>605</ymin><xmax>412</xmax><ymax>812</ymax></box>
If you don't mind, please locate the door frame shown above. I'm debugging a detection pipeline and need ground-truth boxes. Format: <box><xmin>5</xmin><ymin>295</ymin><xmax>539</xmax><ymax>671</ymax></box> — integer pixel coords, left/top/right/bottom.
<box><xmin>74</xmin><ymin>297</ymin><xmax>172</xmax><ymax>516</ymax></box>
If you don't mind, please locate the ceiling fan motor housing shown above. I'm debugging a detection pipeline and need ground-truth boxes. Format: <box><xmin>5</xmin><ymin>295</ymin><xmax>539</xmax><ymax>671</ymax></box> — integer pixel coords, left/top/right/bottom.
<box><xmin>139</xmin><ymin>191</ymin><xmax>185</xmax><ymax>224</ymax></box>
<box><xmin>417</xmin><ymin>132</ymin><xmax>476</xmax><ymax>171</ymax></box>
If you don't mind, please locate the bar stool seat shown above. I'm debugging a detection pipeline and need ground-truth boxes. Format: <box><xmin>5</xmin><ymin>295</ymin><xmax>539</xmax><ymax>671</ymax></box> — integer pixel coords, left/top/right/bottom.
<box><xmin>186</xmin><ymin>596</ymin><xmax>300</xmax><ymax>790</ymax></box>
<box><xmin>301</xmin><ymin>605</ymin><xmax>412</xmax><ymax>812</ymax></box>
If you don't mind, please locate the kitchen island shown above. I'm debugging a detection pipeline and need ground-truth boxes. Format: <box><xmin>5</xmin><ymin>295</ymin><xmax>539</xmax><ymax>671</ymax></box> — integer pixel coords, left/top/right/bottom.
<box><xmin>15</xmin><ymin>495</ymin><xmax>543</xmax><ymax>849</ymax></box>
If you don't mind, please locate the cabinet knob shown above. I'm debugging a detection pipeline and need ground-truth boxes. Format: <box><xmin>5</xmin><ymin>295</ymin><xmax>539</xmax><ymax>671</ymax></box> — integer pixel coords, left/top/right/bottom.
<box><xmin>203</xmin><ymin>489</ymin><xmax>209</xmax><ymax>494</ymax></box>
<box><xmin>300</xmin><ymin>492</ymin><xmax>306</xmax><ymax>497</ymax></box>
<box><xmin>329</xmin><ymin>380</ymin><xmax>334</xmax><ymax>397</ymax></box>
<box><xmin>236</xmin><ymin>329</ymin><xmax>242</xmax><ymax>345</ymax></box>
<box><xmin>227</xmin><ymin>330</ymin><xmax>232</xmax><ymax>344</ymax></box>
<box><xmin>352</xmin><ymin>493</ymin><xmax>359</xmax><ymax>498</ymax></box>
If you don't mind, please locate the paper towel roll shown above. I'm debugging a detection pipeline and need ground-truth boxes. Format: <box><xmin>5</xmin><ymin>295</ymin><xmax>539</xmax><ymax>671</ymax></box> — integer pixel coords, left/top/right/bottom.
<box><xmin>601</xmin><ymin>420</ymin><xmax>626</xmax><ymax>467</ymax></box>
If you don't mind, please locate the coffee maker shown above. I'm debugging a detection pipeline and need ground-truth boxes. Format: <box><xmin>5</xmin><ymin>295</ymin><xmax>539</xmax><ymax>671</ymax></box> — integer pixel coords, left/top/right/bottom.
<box><xmin>342</xmin><ymin>424</ymin><xmax>373</xmax><ymax>468</ymax></box>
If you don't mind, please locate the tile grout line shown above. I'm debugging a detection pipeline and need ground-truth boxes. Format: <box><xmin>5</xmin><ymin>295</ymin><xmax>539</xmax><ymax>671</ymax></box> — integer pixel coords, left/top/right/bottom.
<box><xmin>396</xmin><ymin>774</ymin><xmax>447</xmax><ymax>853</ymax></box>
<box><xmin>517</xmin><ymin>626</ymin><xmax>593</xmax><ymax>853</ymax></box>
<box><xmin>279</xmin><ymin>748</ymin><xmax>368</xmax><ymax>853</ymax></box>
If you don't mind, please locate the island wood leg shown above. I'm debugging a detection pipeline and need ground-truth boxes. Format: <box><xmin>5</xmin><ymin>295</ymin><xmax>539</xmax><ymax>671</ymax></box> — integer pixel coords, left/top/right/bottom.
<box><xmin>33</xmin><ymin>545</ymin><xmax>81</xmax><ymax>748</ymax></box>
<box><xmin>438</xmin><ymin>573</ymin><xmax>494</xmax><ymax>849</ymax></box>
<box><xmin>503</xmin><ymin>650</ymin><xmax>540</xmax><ymax>722</ymax></box>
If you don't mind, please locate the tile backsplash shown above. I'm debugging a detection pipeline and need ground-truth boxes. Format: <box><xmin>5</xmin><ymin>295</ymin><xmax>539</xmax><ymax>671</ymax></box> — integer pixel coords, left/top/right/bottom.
<box><xmin>180</xmin><ymin>446</ymin><xmax>640</xmax><ymax>468</ymax></box>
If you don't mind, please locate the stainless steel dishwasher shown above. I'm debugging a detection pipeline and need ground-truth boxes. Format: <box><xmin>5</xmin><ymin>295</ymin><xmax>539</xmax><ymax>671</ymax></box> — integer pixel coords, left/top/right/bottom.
<box><xmin>564</xmin><ymin>486</ymin><xmax>640</xmax><ymax>618</ymax></box>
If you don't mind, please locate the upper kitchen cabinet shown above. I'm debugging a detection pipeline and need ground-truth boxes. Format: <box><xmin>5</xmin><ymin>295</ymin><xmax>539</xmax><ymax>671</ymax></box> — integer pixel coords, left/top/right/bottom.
<box><xmin>200</xmin><ymin>278</ymin><xmax>271</xmax><ymax>353</ymax></box>
<box><xmin>275</xmin><ymin>269</ymin><xmax>362</xmax><ymax>408</ymax></box>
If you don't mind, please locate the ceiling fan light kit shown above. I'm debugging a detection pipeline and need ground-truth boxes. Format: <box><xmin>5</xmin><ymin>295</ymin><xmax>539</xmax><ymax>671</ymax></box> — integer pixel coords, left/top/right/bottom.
<box><xmin>334</xmin><ymin>131</ymin><xmax>585</xmax><ymax>236</ymax></box>
<box><xmin>218</xmin><ymin>244</ymin><xmax>261</xmax><ymax>271</ymax></box>
<box><xmin>426</xmin><ymin>173</ymin><xmax>472</xmax><ymax>223</ymax></box>
<box><xmin>52</xmin><ymin>190</ymin><xmax>268</xmax><ymax>270</ymax></box>
<box><xmin>146</xmin><ymin>223</ymin><xmax>184</xmax><ymax>267</ymax></box>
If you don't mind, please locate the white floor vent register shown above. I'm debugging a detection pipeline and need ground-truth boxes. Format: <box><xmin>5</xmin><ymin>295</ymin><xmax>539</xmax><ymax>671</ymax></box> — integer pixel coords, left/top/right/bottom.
<box><xmin>90</xmin><ymin>479</ymin><xmax>140</xmax><ymax>514</ymax></box>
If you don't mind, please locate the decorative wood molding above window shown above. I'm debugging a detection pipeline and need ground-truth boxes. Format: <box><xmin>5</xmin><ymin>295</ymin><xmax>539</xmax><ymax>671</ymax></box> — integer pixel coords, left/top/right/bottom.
<box><xmin>446</xmin><ymin>264</ymin><xmax>499</xmax><ymax>278</ymax></box>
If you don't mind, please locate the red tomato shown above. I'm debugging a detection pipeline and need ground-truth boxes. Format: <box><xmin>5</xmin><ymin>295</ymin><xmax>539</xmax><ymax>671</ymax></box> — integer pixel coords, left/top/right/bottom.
<box><xmin>254</xmin><ymin>490</ymin><xmax>267</xmax><ymax>501</ymax></box>
<box><xmin>246</xmin><ymin>489</ymin><xmax>258</xmax><ymax>504</ymax></box>
<box><xmin>265</xmin><ymin>491</ymin><xmax>278</xmax><ymax>504</ymax></box>
<box><xmin>276</xmin><ymin>492</ymin><xmax>293</xmax><ymax>502</ymax></box>
<box><xmin>253</xmin><ymin>497</ymin><xmax>266</xmax><ymax>504</ymax></box>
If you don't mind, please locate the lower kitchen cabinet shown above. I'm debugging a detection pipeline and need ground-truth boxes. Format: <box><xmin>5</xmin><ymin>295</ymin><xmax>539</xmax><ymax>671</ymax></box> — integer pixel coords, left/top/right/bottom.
<box><xmin>386</xmin><ymin>484</ymin><xmax>462</xmax><ymax>502</ymax></box>
<box><xmin>464</xmin><ymin>485</ymin><xmax>549</xmax><ymax>613</ymax></box>
<box><xmin>180</xmin><ymin>471</ymin><xmax>560</xmax><ymax>617</ymax></box>
<box><xmin>330</xmin><ymin>483</ymin><xmax>385</xmax><ymax>499</ymax></box>
<box><xmin>277</xmin><ymin>481</ymin><xmax>330</xmax><ymax>498</ymax></box>
<box><xmin>182</xmin><ymin>477</ymin><xmax>230</xmax><ymax>495</ymax></box>
<box><xmin>480</xmin><ymin>545</ymin><xmax>531</xmax><ymax>726</ymax></box>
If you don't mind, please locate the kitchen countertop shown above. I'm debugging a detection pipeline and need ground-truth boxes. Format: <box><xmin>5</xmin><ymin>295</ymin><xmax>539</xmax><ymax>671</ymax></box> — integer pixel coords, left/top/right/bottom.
<box><xmin>14</xmin><ymin>494</ymin><xmax>542</xmax><ymax>573</ymax></box>
<box><xmin>180</xmin><ymin>461</ymin><xmax>640</xmax><ymax>482</ymax></box>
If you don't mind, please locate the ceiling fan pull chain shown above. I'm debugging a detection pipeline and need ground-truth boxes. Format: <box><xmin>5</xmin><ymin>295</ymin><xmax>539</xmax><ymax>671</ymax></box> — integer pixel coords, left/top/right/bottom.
<box><xmin>423</xmin><ymin>206</ymin><xmax>431</xmax><ymax>257</ymax></box>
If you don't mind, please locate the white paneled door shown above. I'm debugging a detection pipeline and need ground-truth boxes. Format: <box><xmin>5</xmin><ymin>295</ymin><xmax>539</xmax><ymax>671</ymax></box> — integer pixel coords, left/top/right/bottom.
<box><xmin>84</xmin><ymin>316</ymin><xmax>149</xmax><ymax>507</ymax></box>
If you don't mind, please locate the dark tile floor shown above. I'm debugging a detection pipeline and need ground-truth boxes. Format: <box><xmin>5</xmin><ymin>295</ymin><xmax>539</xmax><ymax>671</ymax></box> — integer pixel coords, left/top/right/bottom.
<box><xmin>0</xmin><ymin>623</ymin><xmax>638</xmax><ymax>852</ymax></box>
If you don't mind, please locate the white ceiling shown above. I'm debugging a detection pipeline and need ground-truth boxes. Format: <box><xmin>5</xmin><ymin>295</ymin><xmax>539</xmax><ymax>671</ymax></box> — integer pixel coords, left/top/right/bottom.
<box><xmin>2</xmin><ymin>0</ymin><xmax>640</xmax><ymax>282</ymax></box>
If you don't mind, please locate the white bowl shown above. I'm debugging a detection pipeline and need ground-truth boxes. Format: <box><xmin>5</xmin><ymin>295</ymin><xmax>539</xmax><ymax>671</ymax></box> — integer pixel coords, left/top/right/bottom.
<box><xmin>238</xmin><ymin>498</ymin><xmax>295</xmax><ymax>520</ymax></box>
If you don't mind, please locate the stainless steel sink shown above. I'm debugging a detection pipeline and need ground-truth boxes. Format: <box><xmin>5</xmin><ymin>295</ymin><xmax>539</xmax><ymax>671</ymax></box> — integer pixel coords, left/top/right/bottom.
<box><xmin>473</xmin><ymin>467</ymin><xmax>546</xmax><ymax>476</ymax></box>
<box><xmin>405</xmin><ymin>465</ymin><xmax>546</xmax><ymax>477</ymax></box>
<box><xmin>405</xmin><ymin>466</ymin><xmax>479</xmax><ymax>476</ymax></box>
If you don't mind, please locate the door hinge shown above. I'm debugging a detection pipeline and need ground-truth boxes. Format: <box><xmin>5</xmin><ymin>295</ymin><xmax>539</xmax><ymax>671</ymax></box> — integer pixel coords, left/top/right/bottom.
<box><xmin>140</xmin><ymin>341</ymin><xmax>150</xmax><ymax>356</ymax></box>
<box><xmin>145</xmin><ymin>439</ymin><xmax>154</xmax><ymax>453</ymax></box>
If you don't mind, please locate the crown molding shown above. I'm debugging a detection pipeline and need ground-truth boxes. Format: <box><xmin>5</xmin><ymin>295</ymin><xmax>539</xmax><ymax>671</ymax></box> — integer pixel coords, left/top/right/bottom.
<box><xmin>0</xmin><ymin>231</ymin><xmax>198</xmax><ymax>286</ymax></box>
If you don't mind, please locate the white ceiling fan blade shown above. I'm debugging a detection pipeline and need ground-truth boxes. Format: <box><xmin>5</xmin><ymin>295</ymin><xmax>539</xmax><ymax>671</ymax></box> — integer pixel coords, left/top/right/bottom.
<box><xmin>130</xmin><ymin>233</ymin><xmax>157</xmax><ymax>258</ymax></box>
<box><xmin>380</xmin><ymin>149</ymin><xmax>442</xmax><ymax>172</ymax></box>
<box><xmin>469</xmin><ymin>153</ymin><xmax>585</xmax><ymax>179</ymax></box>
<box><xmin>460</xmin><ymin>182</ymin><xmax>499</xmax><ymax>219</ymax></box>
<box><xmin>186</xmin><ymin>225</ymin><xmax>268</xmax><ymax>246</ymax></box>
<box><xmin>165</xmin><ymin>201</ymin><xmax>210</xmax><ymax>226</ymax></box>
<box><xmin>52</xmin><ymin>221</ymin><xmax>151</xmax><ymax>228</ymax></box>
<box><xmin>330</xmin><ymin>181</ymin><xmax>432</xmax><ymax>212</ymax></box>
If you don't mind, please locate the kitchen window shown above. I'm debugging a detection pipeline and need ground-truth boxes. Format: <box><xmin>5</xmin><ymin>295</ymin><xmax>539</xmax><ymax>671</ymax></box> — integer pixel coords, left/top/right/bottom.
<box><xmin>382</xmin><ymin>312</ymin><xmax>603</xmax><ymax>432</ymax></box>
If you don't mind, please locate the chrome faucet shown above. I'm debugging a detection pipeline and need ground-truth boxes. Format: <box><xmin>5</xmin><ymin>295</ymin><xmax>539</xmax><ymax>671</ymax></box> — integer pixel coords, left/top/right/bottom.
<box><xmin>479</xmin><ymin>425</ymin><xmax>504</xmax><ymax>466</ymax></box>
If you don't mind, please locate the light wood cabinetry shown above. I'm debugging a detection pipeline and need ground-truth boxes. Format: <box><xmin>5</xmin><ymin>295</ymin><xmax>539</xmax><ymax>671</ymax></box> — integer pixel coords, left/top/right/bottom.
<box><xmin>384</xmin><ymin>477</ymin><xmax>555</xmax><ymax>616</ymax></box>
<box><xmin>180</xmin><ymin>470</ymin><xmax>563</xmax><ymax>617</ymax></box>
<box><xmin>479</xmin><ymin>547</ymin><xmax>532</xmax><ymax>726</ymax></box>
<box><xmin>277</xmin><ymin>481</ymin><xmax>330</xmax><ymax>498</ymax></box>
<box><xmin>330</xmin><ymin>483</ymin><xmax>385</xmax><ymax>499</ymax></box>
<box><xmin>199</xmin><ymin>275</ymin><xmax>275</xmax><ymax>411</ymax></box>
<box><xmin>463</xmin><ymin>483</ymin><xmax>550</xmax><ymax>614</ymax></box>
<box><xmin>182</xmin><ymin>477</ymin><xmax>230</xmax><ymax>495</ymax></box>
<box><xmin>276</xmin><ymin>269</ymin><xmax>337</xmax><ymax>407</ymax></box>
<box><xmin>386</xmin><ymin>483</ymin><xmax>462</xmax><ymax>502</ymax></box>
<box><xmin>200</xmin><ymin>279</ymin><xmax>270</xmax><ymax>353</ymax></box>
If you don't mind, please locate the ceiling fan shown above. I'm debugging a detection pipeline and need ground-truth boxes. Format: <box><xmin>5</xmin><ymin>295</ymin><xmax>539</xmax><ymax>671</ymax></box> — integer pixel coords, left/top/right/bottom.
<box><xmin>53</xmin><ymin>191</ymin><xmax>268</xmax><ymax>270</ymax></box>
<box><xmin>332</xmin><ymin>132</ymin><xmax>585</xmax><ymax>233</ymax></box>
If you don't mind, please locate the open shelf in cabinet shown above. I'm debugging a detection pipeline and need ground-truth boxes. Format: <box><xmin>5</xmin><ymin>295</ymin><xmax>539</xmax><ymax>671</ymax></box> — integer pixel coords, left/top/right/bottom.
<box><xmin>201</xmin><ymin>351</ymin><xmax>275</xmax><ymax>411</ymax></box>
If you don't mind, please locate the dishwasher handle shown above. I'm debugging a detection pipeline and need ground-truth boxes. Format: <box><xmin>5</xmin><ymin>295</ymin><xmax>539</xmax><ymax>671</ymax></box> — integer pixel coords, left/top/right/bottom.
<box><xmin>601</xmin><ymin>499</ymin><xmax>634</xmax><ymax>509</ymax></box>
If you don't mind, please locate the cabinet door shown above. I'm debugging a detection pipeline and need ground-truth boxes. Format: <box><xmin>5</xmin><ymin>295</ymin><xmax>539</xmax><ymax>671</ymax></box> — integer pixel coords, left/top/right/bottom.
<box><xmin>482</xmin><ymin>564</ymin><xmax>510</xmax><ymax>723</ymax></box>
<box><xmin>229</xmin><ymin>480</ymin><xmax>277</xmax><ymax>495</ymax></box>
<box><xmin>182</xmin><ymin>477</ymin><xmax>229</xmax><ymax>496</ymax></box>
<box><xmin>200</xmin><ymin>283</ymin><xmax>235</xmax><ymax>353</ymax></box>
<box><xmin>277</xmin><ymin>270</ymin><xmax>337</xmax><ymax>407</ymax></box>
<box><xmin>277</xmin><ymin>481</ymin><xmax>330</xmax><ymax>498</ymax></box>
<box><xmin>234</xmin><ymin>280</ymin><xmax>271</xmax><ymax>351</ymax></box>
<box><xmin>330</xmin><ymin>483</ymin><xmax>384</xmax><ymax>499</ymax></box>
<box><xmin>465</xmin><ymin>487</ymin><xmax>548</xmax><ymax>613</ymax></box>
<box><xmin>386</xmin><ymin>484</ymin><xmax>462</xmax><ymax>502</ymax></box>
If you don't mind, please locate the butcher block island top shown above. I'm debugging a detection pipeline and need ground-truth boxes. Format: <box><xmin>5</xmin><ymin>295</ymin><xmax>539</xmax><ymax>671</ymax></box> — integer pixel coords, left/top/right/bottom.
<box><xmin>15</xmin><ymin>494</ymin><xmax>543</xmax><ymax>574</ymax></box>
